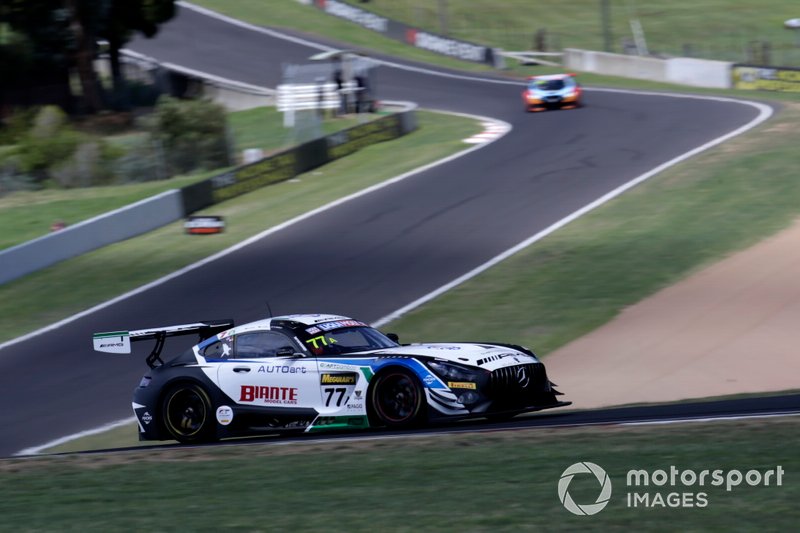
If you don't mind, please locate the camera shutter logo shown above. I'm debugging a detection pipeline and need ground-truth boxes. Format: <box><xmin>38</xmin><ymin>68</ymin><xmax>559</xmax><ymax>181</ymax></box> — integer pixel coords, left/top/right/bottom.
<box><xmin>558</xmin><ymin>462</ymin><xmax>612</xmax><ymax>516</ymax></box>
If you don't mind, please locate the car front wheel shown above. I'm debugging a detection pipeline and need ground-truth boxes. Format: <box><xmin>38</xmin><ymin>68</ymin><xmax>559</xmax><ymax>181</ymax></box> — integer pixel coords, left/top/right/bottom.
<box><xmin>368</xmin><ymin>368</ymin><xmax>427</xmax><ymax>428</ymax></box>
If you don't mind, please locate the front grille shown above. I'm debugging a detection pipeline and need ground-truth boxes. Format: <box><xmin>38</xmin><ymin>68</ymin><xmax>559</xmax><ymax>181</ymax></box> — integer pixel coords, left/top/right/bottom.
<box><xmin>489</xmin><ymin>363</ymin><xmax>547</xmax><ymax>397</ymax></box>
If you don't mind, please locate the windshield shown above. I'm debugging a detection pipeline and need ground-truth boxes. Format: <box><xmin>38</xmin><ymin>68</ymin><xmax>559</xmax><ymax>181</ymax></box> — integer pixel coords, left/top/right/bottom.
<box><xmin>298</xmin><ymin>323</ymin><xmax>398</xmax><ymax>356</ymax></box>
<box><xmin>530</xmin><ymin>79</ymin><xmax>566</xmax><ymax>91</ymax></box>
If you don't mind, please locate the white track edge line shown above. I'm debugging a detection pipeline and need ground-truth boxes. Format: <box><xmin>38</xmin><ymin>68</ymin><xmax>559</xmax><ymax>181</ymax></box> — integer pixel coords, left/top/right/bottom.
<box><xmin>19</xmin><ymin>410</ymin><xmax>800</xmax><ymax>457</ymax></box>
<box><xmin>11</xmin><ymin>2</ymin><xmax>775</xmax><ymax>453</ymax></box>
<box><xmin>0</xmin><ymin>110</ymin><xmax>510</xmax><ymax>358</ymax></box>
<box><xmin>620</xmin><ymin>411</ymin><xmax>800</xmax><ymax>426</ymax></box>
<box><xmin>16</xmin><ymin>417</ymin><xmax>137</xmax><ymax>456</ymax></box>
<box><xmin>373</xmin><ymin>99</ymin><xmax>773</xmax><ymax>326</ymax></box>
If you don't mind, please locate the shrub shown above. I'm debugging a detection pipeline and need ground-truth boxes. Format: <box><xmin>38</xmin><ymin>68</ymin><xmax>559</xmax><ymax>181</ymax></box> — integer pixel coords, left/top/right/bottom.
<box><xmin>15</xmin><ymin>106</ymin><xmax>83</xmax><ymax>182</ymax></box>
<box><xmin>0</xmin><ymin>107</ymin><xmax>38</xmax><ymax>146</ymax></box>
<box><xmin>50</xmin><ymin>140</ymin><xmax>120</xmax><ymax>188</ymax></box>
<box><xmin>149</xmin><ymin>96</ymin><xmax>231</xmax><ymax>175</ymax></box>
<box><xmin>112</xmin><ymin>135</ymin><xmax>167</xmax><ymax>183</ymax></box>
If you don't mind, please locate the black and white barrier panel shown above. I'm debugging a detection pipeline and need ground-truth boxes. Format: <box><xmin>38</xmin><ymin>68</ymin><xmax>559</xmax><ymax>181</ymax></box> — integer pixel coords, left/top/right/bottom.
<box><xmin>732</xmin><ymin>65</ymin><xmax>800</xmax><ymax>93</ymax></box>
<box><xmin>1</xmin><ymin>103</ymin><xmax>417</xmax><ymax>284</ymax></box>
<box><xmin>180</xmin><ymin>101</ymin><xmax>417</xmax><ymax>215</ymax></box>
<box><xmin>307</xmin><ymin>0</ymin><xmax>503</xmax><ymax>68</ymax></box>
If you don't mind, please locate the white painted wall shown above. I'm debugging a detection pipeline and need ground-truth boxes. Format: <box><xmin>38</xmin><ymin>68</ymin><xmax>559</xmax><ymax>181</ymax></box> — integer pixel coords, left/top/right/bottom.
<box><xmin>564</xmin><ymin>49</ymin><xmax>732</xmax><ymax>89</ymax></box>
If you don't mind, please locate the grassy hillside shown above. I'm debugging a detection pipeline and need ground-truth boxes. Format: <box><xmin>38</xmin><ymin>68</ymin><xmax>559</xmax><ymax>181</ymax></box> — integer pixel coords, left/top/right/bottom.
<box><xmin>348</xmin><ymin>0</ymin><xmax>800</xmax><ymax>66</ymax></box>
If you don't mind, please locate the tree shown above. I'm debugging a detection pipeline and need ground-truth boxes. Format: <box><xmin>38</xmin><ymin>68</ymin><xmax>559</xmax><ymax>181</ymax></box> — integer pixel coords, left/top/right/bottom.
<box><xmin>65</xmin><ymin>0</ymin><xmax>104</xmax><ymax>113</ymax></box>
<box><xmin>99</xmin><ymin>0</ymin><xmax>176</xmax><ymax>92</ymax></box>
<box><xmin>1</xmin><ymin>0</ymin><xmax>175</xmax><ymax>114</ymax></box>
<box><xmin>0</xmin><ymin>0</ymin><xmax>74</xmax><ymax>112</ymax></box>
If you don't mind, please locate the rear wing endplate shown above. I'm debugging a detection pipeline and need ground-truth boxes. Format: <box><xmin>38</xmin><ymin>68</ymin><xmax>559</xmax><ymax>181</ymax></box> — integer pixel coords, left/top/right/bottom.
<box><xmin>93</xmin><ymin>319</ymin><xmax>234</xmax><ymax>368</ymax></box>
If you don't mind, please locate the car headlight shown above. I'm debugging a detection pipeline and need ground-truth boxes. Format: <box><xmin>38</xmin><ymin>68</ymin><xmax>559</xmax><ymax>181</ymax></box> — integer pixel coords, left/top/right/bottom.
<box><xmin>427</xmin><ymin>360</ymin><xmax>477</xmax><ymax>381</ymax></box>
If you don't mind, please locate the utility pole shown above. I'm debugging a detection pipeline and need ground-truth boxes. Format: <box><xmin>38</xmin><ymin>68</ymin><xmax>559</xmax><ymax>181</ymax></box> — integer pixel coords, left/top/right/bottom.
<box><xmin>600</xmin><ymin>0</ymin><xmax>613</xmax><ymax>52</ymax></box>
<box><xmin>438</xmin><ymin>0</ymin><xmax>449</xmax><ymax>36</ymax></box>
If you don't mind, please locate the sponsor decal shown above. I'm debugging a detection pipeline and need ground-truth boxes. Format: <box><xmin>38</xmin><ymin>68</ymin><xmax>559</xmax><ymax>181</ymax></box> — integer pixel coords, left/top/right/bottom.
<box><xmin>100</xmin><ymin>341</ymin><xmax>124</xmax><ymax>349</ymax></box>
<box><xmin>317</xmin><ymin>319</ymin><xmax>367</xmax><ymax>331</ymax></box>
<box><xmin>423</xmin><ymin>375</ymin><xmax>437</xmax><ymax>385</ymax></box>
<box><xmin>477</xmin><ymin>352</ymin><xmax>521</xmax><ymax>366</ymax></box>
<box><xmin>305</xmin><ymin>326</ymin><xmax>321</xmax><ymax>335</ymax></box>
<box><xmin>321</xmin><ymin>372</ymin><xmax>358</xmax><ymax>385</ymax></box>
<box><xmin>346</xmin><ymin>403</ymin><xmax>364</xmax><ymax>410</ymax></box>
<box><xmin>216</xmin><ymin>405</ymin><xmax>234</xmax><ymax>426</ymax></box>
<box><xmin>318</xmin><ymin>0</ymin><xmax>388</xmax><ymax>33</ymax></box>
<box><xmin>240</xmin><ymin>385</ymin><xmax>298</xmax><ymax>405</ymax></box>
<box><xmin>320</xmin><ymin>362</ymin><xmax>355</xmax><ymax>371</ymax></box>
<box><xmin>406</xmin><ymin>29</ymin><xmax>486</xmax><ymax>62</ymax></box>
<box><xmin>733</xmin><ymin>65</ymin><xmax>800</xmax><ymax>92</ymax></box>
<box><xmin>141</xmin><ymin>412</ymin><xmax>152</xmax><ymax>425</ymax></box>
<box><xmin>420</xmin><ymin>345</ymin><xmax>461</xmax><ymax>350</ymax></box>
<box><xmin>354</xmin><ymin>390</ymin><xmax>363</xmax><ymax>398</ymax></box>
<box><xmin>257</xmin><ymin>365</ymin><xmax>307</xmax><ymax>374</ymax></box>
<box><xmin>447</xmin><ymin>381</ymin><xmax>477</xmax><ymax>390</ymax></box>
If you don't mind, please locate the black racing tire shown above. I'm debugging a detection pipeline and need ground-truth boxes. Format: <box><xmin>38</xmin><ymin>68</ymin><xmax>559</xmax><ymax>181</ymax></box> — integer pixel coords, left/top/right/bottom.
<box><xmin>160</xmin><ymin>382</ymin><xmax>216</xmax><ymax>443</ymax></box>
<box><xmin>368</xmin><ymin>368</ymin><xmax>427</xmax><ymax>428</ymax></box>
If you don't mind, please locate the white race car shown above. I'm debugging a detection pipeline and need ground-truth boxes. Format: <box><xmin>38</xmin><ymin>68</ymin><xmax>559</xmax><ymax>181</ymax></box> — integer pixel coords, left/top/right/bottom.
<box><xmin>94</xmin><ymin>314</ymin><xmax>569</xmax><ymax>443</ymax></box>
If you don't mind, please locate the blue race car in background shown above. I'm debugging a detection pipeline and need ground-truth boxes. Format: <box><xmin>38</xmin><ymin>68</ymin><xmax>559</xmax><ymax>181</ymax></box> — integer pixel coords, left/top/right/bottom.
<box><xmin>94</xmin><ymin>314</ymin><xmax>569</xmax><ymax>443</ymax></box>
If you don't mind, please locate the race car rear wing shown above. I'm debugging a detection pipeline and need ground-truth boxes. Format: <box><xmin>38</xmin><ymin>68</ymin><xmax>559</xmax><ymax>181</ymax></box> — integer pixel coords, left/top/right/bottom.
<box><xmin>93</xmin><ymin>319</ymin><xmax>234</xmax><ymax>368</ymax></box>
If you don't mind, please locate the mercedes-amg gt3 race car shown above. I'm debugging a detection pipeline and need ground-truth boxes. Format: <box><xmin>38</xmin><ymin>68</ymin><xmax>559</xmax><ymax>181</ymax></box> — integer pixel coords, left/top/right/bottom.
<box><xmin>522</xmin><ymin>73</ymin><xmax>583</xmax><ymax>111</ymax></box>
<box><xmin>94</xmin><ymin>314</ymin><xmax>569</xmax><ymax>443</ymax></box>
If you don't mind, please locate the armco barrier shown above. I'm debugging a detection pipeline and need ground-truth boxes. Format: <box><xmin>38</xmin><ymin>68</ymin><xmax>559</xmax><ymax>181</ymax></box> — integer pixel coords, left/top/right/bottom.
<box><xmin>732</xmin><ymin>65</ymin><xmax>800</xmax><ymax>92</ymax></box>
<box><xmin>180</xmin><ymin>103</ymin><xmax>415</xmax><ymax>215</ymax></box>
<box><xmin>305</xmin><ymin>0</ymin><xmax>503</xmax><ymax>68</ymax></box>
<box><xmin>2</xmin><ymin>103</ymin><xmax>417</xmax><ymax>285</ymax></box>
<box><xmin>564</xmin><ymin>49</ymin><xmax>732</xmax><ymax>89</ymax></box>
<box><xmin>0</xmin><ymin>190</ymin><xmax>184</xmax><ymax>285</ymax></box>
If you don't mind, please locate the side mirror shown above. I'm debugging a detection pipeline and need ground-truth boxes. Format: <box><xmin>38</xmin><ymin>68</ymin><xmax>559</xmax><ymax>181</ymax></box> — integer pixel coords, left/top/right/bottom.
<box><xmin>386</xmin><ymin>333</ymin><xmax>399</xmax><ymax>343</ymax></box>
<box><xmin>276</xmin><ymin>346</ymin><xmax>299</xmax><ymax>357</ymax></box>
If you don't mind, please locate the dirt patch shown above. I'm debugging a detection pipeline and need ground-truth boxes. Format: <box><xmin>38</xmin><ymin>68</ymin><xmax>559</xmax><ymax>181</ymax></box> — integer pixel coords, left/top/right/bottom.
<box><xmin>546</xmin><ymin>218</ymin><xmax>800</xmax><ymax>409</ymax></box>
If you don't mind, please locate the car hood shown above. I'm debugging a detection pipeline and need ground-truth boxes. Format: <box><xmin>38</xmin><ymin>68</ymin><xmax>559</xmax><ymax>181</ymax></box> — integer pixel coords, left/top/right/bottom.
<box><xmin>369</xmin><ymin>343</ymin><xmax>539</xmax><ymax>371</ymax></box>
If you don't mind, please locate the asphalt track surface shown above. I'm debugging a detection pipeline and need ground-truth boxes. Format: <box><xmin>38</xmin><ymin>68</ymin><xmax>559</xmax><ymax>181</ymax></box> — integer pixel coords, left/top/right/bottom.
<box><xmin>69</xmin><ymin>393</ymin><xmax>800</xmax><ymax>456</ymax></box>
<box><xmin>0</xmin><ymin>5</ymin><xmax>784</xmax><ymax>457</ymax></box>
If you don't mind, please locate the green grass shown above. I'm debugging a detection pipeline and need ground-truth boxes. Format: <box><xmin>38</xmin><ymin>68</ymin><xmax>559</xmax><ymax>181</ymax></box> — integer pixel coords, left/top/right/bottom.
<box><xmin>4</xmin><ymin>417</ymin><xmax>798</xmax><ymax>531</ymax></box>
<box><xmin>353</xmin><ymin>0</ymin><xmax>800</xmax><ymax>66</ymax></box>
<box><xmin>386</xmin><ymin>103</ymin><xmax>800</xmax><ymax>354</ymax></box>
<box><xmin>0</xmin><ymin>107</ymin><xmax>365</xmax><ymax>251</ymax></box>
<box><xmin>192</xmin><ymin>0</ymin><xmax>800</xmax><ymax>67</ymax></box>
<box><xmin>190</xmin><ymin>0</ymin><xmax>497</xmax><ymax>73</ymax></box>
<box><xmin>186</xmin><ymin>0</ymin><xmax>800</xmax><ymax>105</ymax></box>
<box><xmin>0</xmin><ymin>110</ymin><xmax>481</xmax><ymax>342</ymax></box>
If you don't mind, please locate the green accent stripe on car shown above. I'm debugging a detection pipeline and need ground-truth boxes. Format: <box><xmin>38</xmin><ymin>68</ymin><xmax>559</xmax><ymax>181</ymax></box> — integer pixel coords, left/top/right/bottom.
<box><xmin>360</xmin><ymin>367</ymin><xmax>374</xmax><ymax>382</ymax></box>
<box><xmin>307</xmin><ymin>415</ymin><xmax>370</xmax><ymax>432</ymax></box>
<box><xmin>93</xmin><ymin>331</ymin><xmax>128</xmax><ymax>338</ymax></box>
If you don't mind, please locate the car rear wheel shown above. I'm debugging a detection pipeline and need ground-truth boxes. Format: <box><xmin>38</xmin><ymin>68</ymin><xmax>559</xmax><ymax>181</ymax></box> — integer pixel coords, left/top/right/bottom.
<box><xmin>368</xmin><ymin>368</ymin><xmax>426</xmax><ymax>428</ymax></box>
<box><xmin>161</xmin><ymin>383</ymin><xmax>216</xmax><ymax>443</ymax></box>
